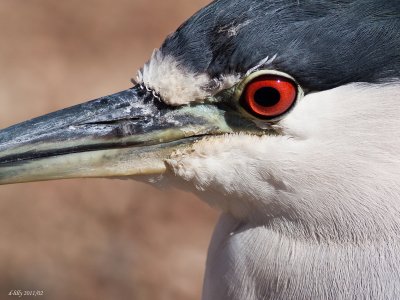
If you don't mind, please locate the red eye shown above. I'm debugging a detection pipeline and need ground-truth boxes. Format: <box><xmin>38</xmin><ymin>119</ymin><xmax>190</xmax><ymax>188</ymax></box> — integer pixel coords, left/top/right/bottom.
<box><xmin>242</xmin><ymin>75</ymin><xmax>297</xmax><ymax>119</ymax></box>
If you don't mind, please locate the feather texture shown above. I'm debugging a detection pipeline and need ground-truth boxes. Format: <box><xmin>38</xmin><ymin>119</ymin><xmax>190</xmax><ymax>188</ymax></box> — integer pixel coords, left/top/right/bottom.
<box><xmin>168</xmin><ymin>83</ymin><xmax>400</xmax><ymax>299</ymax></box>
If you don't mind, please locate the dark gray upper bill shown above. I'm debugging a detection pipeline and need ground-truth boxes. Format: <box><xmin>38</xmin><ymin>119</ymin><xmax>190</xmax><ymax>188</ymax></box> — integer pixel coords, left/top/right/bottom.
<box><xmin>0</xmin><ymin>86</ymin><xmax>219</xmax><ymax>165</ymax></box>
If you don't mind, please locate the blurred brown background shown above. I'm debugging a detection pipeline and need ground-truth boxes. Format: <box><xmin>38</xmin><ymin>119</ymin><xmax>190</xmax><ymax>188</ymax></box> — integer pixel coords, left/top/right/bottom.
<box><xmin>0</xmin><ymin>1</ymin><xmax>217</xmax><ymax>299</ymax></box>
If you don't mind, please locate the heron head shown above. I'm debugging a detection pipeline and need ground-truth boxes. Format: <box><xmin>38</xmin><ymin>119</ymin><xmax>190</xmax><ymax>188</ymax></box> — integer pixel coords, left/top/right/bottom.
<box><xmin>1</xmin><ymin>0</ymin><xmax>399</xmax><ymax>241</ymax></box>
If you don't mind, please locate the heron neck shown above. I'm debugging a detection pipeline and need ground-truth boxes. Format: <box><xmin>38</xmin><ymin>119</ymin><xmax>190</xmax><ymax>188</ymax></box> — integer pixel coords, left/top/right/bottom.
<box><xmin>203</xmin><ymin>213</ymin><xmax>400</xmax><ymax>300</ymax></box>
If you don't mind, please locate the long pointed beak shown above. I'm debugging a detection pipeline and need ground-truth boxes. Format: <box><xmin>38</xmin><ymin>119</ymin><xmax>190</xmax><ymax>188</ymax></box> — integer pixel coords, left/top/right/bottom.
<box><xmin>0</xmin><ymin>86</ymin><xmax>237</xmax><ymax>184</ymax></box>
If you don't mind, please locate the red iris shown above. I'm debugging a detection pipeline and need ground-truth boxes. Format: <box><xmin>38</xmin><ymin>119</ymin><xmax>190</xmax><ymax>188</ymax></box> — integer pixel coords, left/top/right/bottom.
<box><xmin>242</xmin><ymin>75</ymin><xmax>297</xmax><ymax>119</ymax></box>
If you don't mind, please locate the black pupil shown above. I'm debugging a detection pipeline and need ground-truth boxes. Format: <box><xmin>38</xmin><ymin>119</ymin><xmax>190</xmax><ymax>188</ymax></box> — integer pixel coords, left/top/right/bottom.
<box><xmin>254</xmin><ymin>87</ymin><xmax>280</xmax><ymax>107</ymax></box>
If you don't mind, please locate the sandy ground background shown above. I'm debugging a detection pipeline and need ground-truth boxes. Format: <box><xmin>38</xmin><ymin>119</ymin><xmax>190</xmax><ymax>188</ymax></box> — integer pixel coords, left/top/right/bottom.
<box><xmin>0</xmin><ymin>1</ymin><xmax>217</xmax><ymax>299</ymax></box>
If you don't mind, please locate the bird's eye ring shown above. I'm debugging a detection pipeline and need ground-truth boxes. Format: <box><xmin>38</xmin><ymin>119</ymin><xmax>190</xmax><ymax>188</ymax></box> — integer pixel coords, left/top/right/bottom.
<box><xmin>240</xmin><ymin>74</ymin><xmax>297</xmax><ymax>119</ymax></box>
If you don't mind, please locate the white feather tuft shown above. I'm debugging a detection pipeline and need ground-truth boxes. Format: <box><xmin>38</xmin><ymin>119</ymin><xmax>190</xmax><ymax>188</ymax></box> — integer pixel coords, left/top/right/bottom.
<box><xmin>137</xmin><ymin>50</ymin><xmax>210</xmax><ymax>105</ymax></box>
<box><xmin>137</xmin><ymin>50</ymin><xmax>280</xmax><ymax>106</ymax></box>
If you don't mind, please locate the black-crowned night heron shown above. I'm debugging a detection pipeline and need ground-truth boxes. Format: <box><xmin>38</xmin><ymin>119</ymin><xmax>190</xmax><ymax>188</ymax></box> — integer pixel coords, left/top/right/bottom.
<box><xmin>1</xmin><ymin>1</ymin><xmax>400</xmax><ymax>299</ymax></box>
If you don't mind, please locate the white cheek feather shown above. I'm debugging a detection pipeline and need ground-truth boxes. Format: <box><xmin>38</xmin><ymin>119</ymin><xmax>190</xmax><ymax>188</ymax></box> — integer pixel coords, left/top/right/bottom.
<box><xmin>167</xmin><ymin>82</ymin><xmax>400</xmax><ymax>299</ymax></box>
<box><xmin>168</xmin><ymin>82</ymin><xmax>400</xmax><ymax>240</ymax></box>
